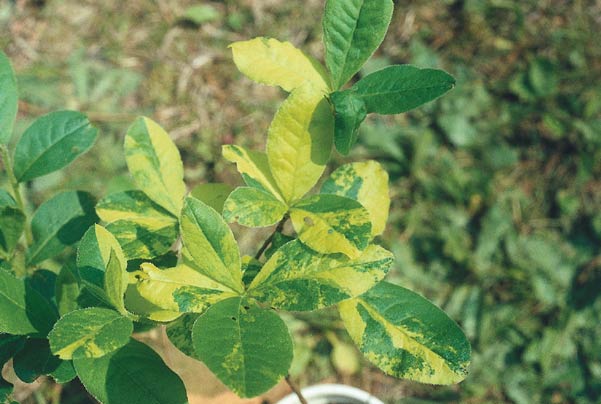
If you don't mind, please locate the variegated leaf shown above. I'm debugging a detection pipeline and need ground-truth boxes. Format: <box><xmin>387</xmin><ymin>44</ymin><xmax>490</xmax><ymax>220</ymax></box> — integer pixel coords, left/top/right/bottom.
<box><xmin>222</xmin><ymin>145</ymin><xmax>284</xmax><ymax>201</ymax></box>
<box><xmin>97</xmin><ymin>190</ymin><xmax>178</xmax><ymax>259</ymax></box>
<box><xmin>180</xmin><ymin>197</ymin><xmax>244</xmax><ymax>294</ymax></box>
<box><xmin>134</xmin><ymin>263</ymin><xmax>238</xmax><ymax>314</ymax></box>
<box><xmin>230</xmin><ymin>37</ymin><xmax>330</xmax><ymax>92</ymax></box>
<box><xmin>339</xmin><ymin>282</ymin><xmax>471</xmax><ymax>384</ymax></box>
<box><xmin>290</xmin><ymin>194</ymin><xmax>371</xmax><ymax>258</ymax></box>
<box><xmin>124</xmin><ymin>117</ymin><xmax>186</xmax><ymax>216</ymax></box>
<box><xmin>321</xmin><ymin>160</ymin><xmax>390</xmax><ymax>237</ymax></box>
<box><xmin>267</xmin><ymin>84</ymin><xmax>334</xmax><ymax>204</ymax></box>
<box><xmin>249</xmin><ymin>240</ymin><xmax>393</xmax><ymax>311</ymax></box>
<box><xmin>223</xmin><ymin>187</ymin><xmax>288</xmax><ymax>228</ymax></box>
<box><xmin>192</xmin><ymin>297</ymin><xmax>293</xmax><ymax>398</ymax></box>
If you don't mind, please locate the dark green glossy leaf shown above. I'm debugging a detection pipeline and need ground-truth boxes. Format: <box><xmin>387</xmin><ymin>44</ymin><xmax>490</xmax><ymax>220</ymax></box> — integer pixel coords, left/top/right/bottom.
<box><xmin>350</xmin><ymin>65</ymin><xmax>456</xmax><ymax>114</ymax></box>
<box><xmin>331</xmin><ymin>90</ymin><xmax>367</xmax><ymax>155</ymax></box>
<box><xmin>13</xmin><ymin>338</ymin><xmax>76</xmax><ymax>383</ymax></box>
<box><xmin>74</xmin><ymin>339</ymin><xmax>188</xmax><ymax>404</ymax></box>
<box><xmin>323</xmin><ymin>0</ymin><xmax>394</xmax><ymax>89</ymax></box>
<box><xmin>0</xmin><ymin>190</ymin><xmax>25</xmax><ymax>257</ymax></box>
<box><xmin>192</xmin><ymin>297</ymin><xmax>293</xmax><ymax>398</ymax></box>
<box><xmin>13</xmin><ymin>111</ymin><xmax>98</xmax><ymax>182</ymax></box>
<box><xmin>0</xmin><ymin>270</ymin><xmax>57</xmax><ymax>336</ymax></box>
<box><xmin>0</xmin><ymin>334</ymin><xmax>25</xmax><ymax>365</ymax></box>
<box><xmin>27</xmin><ymin>191</ymin><xmax>97</xmax><ymax>265</ymax></box>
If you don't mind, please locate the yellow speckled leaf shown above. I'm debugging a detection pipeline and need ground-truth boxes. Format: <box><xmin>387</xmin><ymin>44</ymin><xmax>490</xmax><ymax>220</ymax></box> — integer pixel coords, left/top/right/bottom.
<box><xmin>249</xmin><ymin>240</ymin><xmax>393</xmax><ymax>311</ymax></box>
<box><xmin>134</xmin><ymin>263</ymin><xmax>238</xmax><ymax>314</ymax></box>
<box><xmin>230</xmin><ymin>37</ymin><xmax>330</xmax><ymax>93</ymax></box>
<box><xmin>339</xmin><ymin>282</ymin><xmax>471</xmax><ymax>385</ymax></box>
<box><xmin>321</xmin><ymin>160</ymin><xmax>390</xmax><ymax>236</ymax></box>
<box><xmin>290</xmin><ymin>194</ymin><xmax>371</xmax><ymax>258</ymax></box>
<box><xmin>180</xmin><ymin>197</ymin><xmax>244</xmax><ymax>294</ymax></box>
<box><xmin>267</xmin><ymin>84</ymin><xmax>334</xmax><ymax>204</ymax></box>
<box><xmin>222</xmin><ymin>145</ymin><xmax>284</xmax><ymax>202</ymax></box>
<box><xmin>124</xmin><ymin>117</ymin><xmax>186</xmax><ymax>216</ymax></box>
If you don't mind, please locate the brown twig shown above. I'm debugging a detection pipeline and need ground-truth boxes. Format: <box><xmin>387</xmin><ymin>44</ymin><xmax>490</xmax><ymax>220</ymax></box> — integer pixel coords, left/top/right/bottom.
<box><xmin>285</xmin><ymin>374</ymin><xmax>308</xmax><ymax>404</ymax></box>
<box><xmin>254</xmin><ymin>216</ymin><xmax>287</xmax><ymax>260</ymax></box>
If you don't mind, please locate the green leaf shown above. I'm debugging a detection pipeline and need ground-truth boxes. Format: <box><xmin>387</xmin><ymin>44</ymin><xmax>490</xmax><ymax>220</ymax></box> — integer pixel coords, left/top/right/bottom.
<box><xmin>13</xmin><ymin>338</ymin><xmax>76</xmax><ymax>383</ymax></box>
<box><xmin>134</xmin><ymin>263</ymin><xmax>237</xmax><ymax>314</ymax></box>
<box><xmin>77</xmin><ymin>224</ymin><xmax>127</xmax><ymax>308</ymax></box>
<box><xmin>290</xmin><ymin>194</ymin><xmax>371</xmax><ymax>258</ymax></box>
<box><xmin>222</xmin><ymin>145</ymin><xmax>284</xmax><ymax>200</ymax></box>
<box><xmin>48</xmin><ymin>308</ymin><xmax>133</xmax><ymax>360</ymax></box>
<box><xmin>27</xmin><ymin>191</ymin><xmax>97</xmax><ymax>265</ymax></box>
<box><xmin>0</xmin><ymin>269</ymin><xmax>57</xmax><ymax>336</ymax></box>
<box><xmin>192</xmin><ymin>297</ymin><xmax>293</xmax><ymax>398</ymax></box>
<box><xmin>0</xmin><ymin>334</ymin><xmax>25</xmax><ymax>365</ymax></box>
<box><xmin>190</xmin><ymin>182</ymin><xmax>235</xmax><ymax>213</ymax></box>
<box><xmin>249</xmin><ymin>240</ymin><xmax>393</xmax><ymax>311</ymax></box>
<box><xmin>12</xmin><ymin>111</ymin><xmax>98</xmax><ymax>182</ymax></box>
<box><xmin>267</xmin><ymin>84</ymin><xmax>334</xmax><ymax>204</ymax></box>
<box><xmin>104</xmin><ymin>249</ymin><xmax>128</xmax><ymax>314</ymax></box>
<box><xmin>74</xmin><ymin>339</ymin><xmax>188</xmax><ymax>404</ymax></box>
<box><xmin>331</xmin><ymin>90</ymin><xmax>367</xmax><ymax>155</ymax></box>
<box><xmin>180</xmin><ymin>197</ymin><xmax>244</xmax><ymax>293</ymax></box>
<box><xmin>339</xmin><ymin>282</ymin><xmax>471</xmax><ymax>384</ymax></box>
<box><xmin>124</xmin><ymin>117</ymin><xmax>186</xmax><ymax>216</ymax></box>
<box><xmin>0</xmin><ymin>376</ymin><xmax>13</xmax><ymax>402</ymax></box>
<box><xmin>182</xmin><ymin>4</ymin><xmax>221</xmax><ymax>25</ymax></box>
<box><xmin>166</xmin><ymin>313</ymin><xmax>198</xmax><ymax>357</ymax></box>
<box><xmin>96</xmin><ymin>191</ymin><xmax>178</xmax><ymax>259</ymax></box>
<box><xmin>323</xmin><ymin>0</ymin><xmax>394</xmax><ymax>89</ymax></box>
<box><xmin>349</xmin><ymin>65</ymin><xmax>456</xmax><ymax>114</ymax></box>
<box><xmin>0</xmin><ymin>51</ymin><xmax>19</xmax><ymax>144</ymax></box>
<box><xmin>230</xmin><ymin>37</ymin><xmax>330</xmax><ymax>92</ymax></box>
<box><xmin>321</xmin><ymin>160</ymin><xmax>390</xmax><ymax>236</ymax></box>
<box><xmin>55</xmin><ymin>264</ymin><xmax>81</xmax><ymax>316</ymax></box>
<box><xmin>223</xmin><ymin>187</ymin><xmax>288</xmax><ymax>227</ymax></box>
<box><xmin>0</xmin><ymin>190</ymin><xmax>25</xmax><ymax>257</ymax></box>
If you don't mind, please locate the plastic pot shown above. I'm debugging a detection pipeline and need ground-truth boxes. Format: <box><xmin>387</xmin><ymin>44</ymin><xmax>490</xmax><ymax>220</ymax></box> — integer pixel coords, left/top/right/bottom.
<box><xmin>276</xmin><ymin>383</ymin><xmax>385</xmax><ymax>404</ymax></box>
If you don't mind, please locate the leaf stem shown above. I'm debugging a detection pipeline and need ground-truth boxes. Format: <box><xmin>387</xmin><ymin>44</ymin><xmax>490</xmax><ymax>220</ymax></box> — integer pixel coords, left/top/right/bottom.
<box><xmin>0</xmin><ymin>144</ymin><xmax>33</xmax><ymax>245</ymax></box>
<box><xmin>285</xmin><ymin>374</ymin><xmax>308</xmax><ymax>404</ymax></box>
<box><xmin>254</xmin><ymin>215</ymin><xmax>287</xmax><ymax>260</ymax></box>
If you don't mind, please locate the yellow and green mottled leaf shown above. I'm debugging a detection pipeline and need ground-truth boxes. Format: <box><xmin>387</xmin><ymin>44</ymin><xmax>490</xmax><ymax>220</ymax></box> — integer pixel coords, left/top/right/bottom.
<box><xmin>97</xmin><ymin>190</ymin><xmax>178</xmax><ymax>259</ymax></box>
<box><xmin>222</xmin><ymin>145</ymin><xmax>284</xmax><ymax>201</ymax></box>
<box><xmin>230</xmin><ymin>37</ymin><xmax>330</xmax><ymax>93</ymax></box>
<box><xmin>249</xmin><ymin>240</ymin><xmax>393</xmax><ymax>311</ymax></box>
<box><xmin>290</xmin><ymin>194</ymin><xmax>371</xmax><ymax>258</ymax></box>
<box><xmin>166</xmin><ymin>314</ymin><xmax>198</xmax><ymax>358</ymax></box>
<box><xmin>124</xmin><ymin>282</ymin><xmax>182</xmax><ymax>323</ymax></box>
<box><xmin>339</xmin><ymin>282</ymin><xmax>471</xmax><ymax>385</ymax></box>
<box><xmin>48</xmin><ymin>308</ymin><xmax>133</xmax><ymax>360</ymax></box>
<box><xmin>321</xmin><ymin>160</ymin><xmax>390</xmax><ymax>237</ymax></box>
<box><xmin>104</xmin><ymin>249</ymin><xmax>128</xmax><ymax>315</ymax></box>
<box><xmin>223</xmin><ymin>187</ymin><xmax>288</xmax><ymax>228</ymax></box>
<box><xmin>134</xmin><ymin>263</ymin><xmax>238</xmax><ymax>314</ymax></box>
<box><xmin>180</xmin><ymin>197</ymin><xmax>244</xmax><ymax>293</ymax></box>
<box><xmin>192</xmin><ymin>297</ymin><xmax>293</xmax><ymax>398</ymax></box>
<box><xmin>190</xmin><ymin>183</ymin><xmax>235</xmax><ymax>213</ymax></box>
<box><xmin>124</xmin><ymin>117</ymin><xmax>186</xmax><ymax>216</ymax></box>
<box><xmin>267</xmin><ymin>84</ymin><xmax>334</xmax><ymax>204</ymax></box>
<box><xmin>241</xmin><ymin>255</ymin><xmax>263</xmax><ymax>287</ymax></box>
<box><xmin>77</xmin><ymin>225</ymin><xmax>127</xmax><ymax>305</ymax></box>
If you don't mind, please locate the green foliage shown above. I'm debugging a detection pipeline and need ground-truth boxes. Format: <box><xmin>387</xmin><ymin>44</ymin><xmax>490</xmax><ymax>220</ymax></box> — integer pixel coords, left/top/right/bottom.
<box><xmin>0</xmin><ymin>51</ymin><xmax>18</xmax><ymax>145</ymax></box>
<box><xmin>0</xmin><ymin>1</ymin><xmax>470</xmax><ymax>402</ymax></box>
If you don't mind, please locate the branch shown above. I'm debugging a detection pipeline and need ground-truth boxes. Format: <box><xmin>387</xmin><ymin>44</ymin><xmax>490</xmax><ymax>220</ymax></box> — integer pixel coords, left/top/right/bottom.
<box><xmin>254</xmin><ymin>216</ymin><xmax>287</xmax><ymax>260</ymax></box>
<box><xmin>285</xmin><ymin>374</ymin><xmax>308</xmax><ymax>404</ymax></box>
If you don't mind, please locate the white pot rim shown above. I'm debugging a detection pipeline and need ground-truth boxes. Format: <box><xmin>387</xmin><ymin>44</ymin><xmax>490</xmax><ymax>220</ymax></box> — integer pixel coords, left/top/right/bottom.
<box><xmin>276</xmin><ymin>383</ymin><xmax>385</xmax><ymax>404</ymax></box>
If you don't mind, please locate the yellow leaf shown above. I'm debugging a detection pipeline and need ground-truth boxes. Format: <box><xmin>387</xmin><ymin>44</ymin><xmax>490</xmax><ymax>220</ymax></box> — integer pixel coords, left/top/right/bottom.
<box><xmin>267</xmin><ymin>84</ymin><xmax>334</xmax><ymax>204</ymax></box>
<box><xmin>124</xmin><ymin>117</ymin><xmax>186</xmax><ymax>216</ymax></box>
<box><xmin>230</xmin><ymin>37</ymin><xmax>330</xmax><ymax>92</ymax></box>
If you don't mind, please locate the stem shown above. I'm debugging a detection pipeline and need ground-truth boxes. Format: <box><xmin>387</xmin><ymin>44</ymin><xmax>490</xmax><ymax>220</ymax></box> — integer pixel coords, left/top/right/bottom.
<box><xmin>0</xmin><ymin>144</ymin><xmax>33</xmax><ymax>245</ymax></box>
<box><xmin>285</xmin><ymin>374</ymin><xmax>308</xmax><ymax>404</ymax></box>
<box><xmin>254</xmin><ymin>215</ymin><xmax>287</xmax><ymax>260</ymax></box>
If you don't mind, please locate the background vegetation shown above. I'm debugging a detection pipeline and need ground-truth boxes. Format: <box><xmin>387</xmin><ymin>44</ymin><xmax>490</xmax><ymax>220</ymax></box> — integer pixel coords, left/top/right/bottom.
<box><xmin>1</xmin><ymin>0</ymin><xmax>600</xmax><ymax>403</ymax></box>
